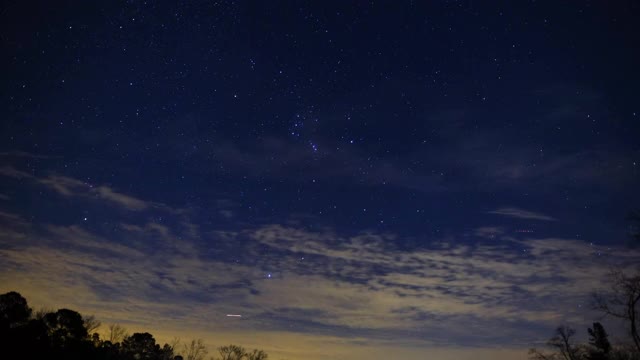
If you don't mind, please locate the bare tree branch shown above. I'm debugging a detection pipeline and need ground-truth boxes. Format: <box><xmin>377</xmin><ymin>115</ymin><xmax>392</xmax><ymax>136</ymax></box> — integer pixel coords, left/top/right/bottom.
<box><xmin>83</xmin><ymin>314</ymin><xmax>101</xmax><ymax>335</ymax></box>
<box><xmin>592</xmin><ymin>269</ymin><xmax>640</xmax><ymax>353</ymax></box>
<box><xmin>107</xmin><ymin>323</ymin><xmax>129</xmax><ymax>344</ymax></box>
<box><xmin>182</xmin><ymin>339</ymin><xmax>207</xmax><ymax>360</ymax></box>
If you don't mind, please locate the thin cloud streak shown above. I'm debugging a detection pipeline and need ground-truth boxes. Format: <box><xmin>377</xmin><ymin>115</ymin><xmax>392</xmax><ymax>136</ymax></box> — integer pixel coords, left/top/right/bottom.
<box><xmin>488</xmin><ymin>207</ymin><xmax>557</xmax><ymax>221</ymax></box>
<box><xmin>0</xmin><ymin>166</ymin><xmax>175</xmax><ymax>212</ymax></box>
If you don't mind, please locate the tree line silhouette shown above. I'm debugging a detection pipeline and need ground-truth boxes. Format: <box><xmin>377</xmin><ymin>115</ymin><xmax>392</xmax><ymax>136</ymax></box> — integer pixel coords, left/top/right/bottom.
<box><xmin>529</xmin><ymin>217</ymin><xmax>640</xmax><ymax>360</ymax></box>
<box><xmin>529</xmin><ymin>268</ymin><xmax>640</xmax><ymax>360</ymax></box>
<box><xmin>4</xmin><ymin>265</ymin><xmax>638</xmax><ymax>360</ymax></box>
<box><xmin>0</xmin><ymin>291</ymin><xmax>267</xmax><ymax>360</ymax></box>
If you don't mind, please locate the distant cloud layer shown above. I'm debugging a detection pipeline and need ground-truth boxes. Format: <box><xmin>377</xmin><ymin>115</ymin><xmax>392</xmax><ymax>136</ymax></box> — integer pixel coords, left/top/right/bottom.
<box><xmin>1</xmin><ymin>168</ymin><xmax>638</xmax><ymax>360</ymax></box>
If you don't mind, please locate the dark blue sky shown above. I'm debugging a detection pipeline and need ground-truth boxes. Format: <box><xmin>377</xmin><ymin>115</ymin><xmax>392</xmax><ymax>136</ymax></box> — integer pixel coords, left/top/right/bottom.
<box><xmin>1</xmin><ymin>2</ymin><xmax>639</xmax><ymax>359</ymax></box>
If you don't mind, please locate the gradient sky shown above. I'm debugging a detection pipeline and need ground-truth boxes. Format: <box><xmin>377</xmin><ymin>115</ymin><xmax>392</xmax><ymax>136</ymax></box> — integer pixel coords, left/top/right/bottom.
<box><xmin>1</xmin><ymin>1</ymin><xmax>640</xmax><ymax>359</ymax></box>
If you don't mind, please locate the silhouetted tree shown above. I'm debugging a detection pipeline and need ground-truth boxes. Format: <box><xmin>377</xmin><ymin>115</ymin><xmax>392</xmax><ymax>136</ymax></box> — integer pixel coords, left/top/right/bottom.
<box><xmin>594</xmin><ymin>269</ymin><xmax>640</xmax><ymax>354</ymax></box>
<box><xmin>108</xmin><ymin>323</ymin><xmax>129</xmax><ymax>343</ymax></box>
<box><xmin>0</xmin><ymin>292</ymin><xmax>47</xmax><ymax>359</ymax></box>
<box><xmin>39</xmin><ymin>309</ymin><xmax>93</xmax><ymax>359</ymax></box>
<box><xmin>96</xmin><ymin>338</ymin><xmax>122</xmax><ymax>360</ymax></box>
<box><xmin>529</xmin><ymin>326</ymin><xmax>585</xmax><ymax>360</ymax></box>
<box><xmin>0</xmin><ymin>291</ymin><xmax>268</xmax><ymax>360</ymax></box>
<box><xmin>121</xmin><ymin>332</ymin><xmax>163</xmax><ymax>360</ymax></box>
<box><xmin>181</xmin><ymin>339</ymin><xmax>207</xmax><ymax>360</ymax></box>
<box><xmin>587</xmin><ymin>322</ymin><xmax>611</xmax><ymax>360</ymax></box>
<box><xmin>160</xmin><ymin>343</ymin><xmax>176</xmax><ymax>360</ymax></box>
<box><xmin>218</xmin><ymin>344</ymin><xmax>246</xmax><ymax>360</ymax></box>
<box><xmin>84</xmin><ymin>314</ymin><xmax>101</xmax><ymax>334</ymax></box>
<box><xmin>0</xmin><ymin>291</ymin><xmax>31</xmax><ymax>329</ymax></box>
<box><xmin>246</xmin><ymin>348</ymin><xmax>269</xmax><ymax>360</ymax></box>
<box><xmin>15</xmin><ymin>317</ymin><xmax>50</xmax><ymax>359</ymax></box>
<box><xmin>43</xmin><ymin>309</ymin><xmax>88</xmax><ymax>338</ymax></box>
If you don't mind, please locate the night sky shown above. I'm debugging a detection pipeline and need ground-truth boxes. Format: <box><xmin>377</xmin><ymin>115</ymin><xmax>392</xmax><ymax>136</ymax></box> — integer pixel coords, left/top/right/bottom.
<box><xmin>1</xmin><ymin>1</ymin><xmax>640</xmax><ymax>359</ymax></box>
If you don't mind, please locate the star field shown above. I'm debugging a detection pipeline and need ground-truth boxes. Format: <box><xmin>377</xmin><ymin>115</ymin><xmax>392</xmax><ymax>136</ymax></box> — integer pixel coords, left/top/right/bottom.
<box><xmin>1</xmin><ymin>1</ymin><xmax>640</xmax><ymax>360</ymax></box>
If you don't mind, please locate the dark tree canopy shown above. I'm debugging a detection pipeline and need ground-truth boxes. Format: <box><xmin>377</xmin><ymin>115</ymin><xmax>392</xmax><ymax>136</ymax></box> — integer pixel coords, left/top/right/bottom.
<box><xmin>121</xmin><ymin>332</ymin><xmax>162</xmax><ymax>360</ymax></box>
<box><xmin>0</xmin><ymin>291</ymin><xmax>32</xmax><ymax>328</ymax></box>
<box><xmin>587</xmin><ymin>322</ymin><xmax>611</xmax><ymax>360</ymax></box>
<box><xmin>0</xmin><ymin>291</ymin><xmax>269</xmax><ymax>360</ymax></box>
<box><xmin>43</xmin><ymin>308</ymin><xmax>89</xmax><ymax>340</ymax></box>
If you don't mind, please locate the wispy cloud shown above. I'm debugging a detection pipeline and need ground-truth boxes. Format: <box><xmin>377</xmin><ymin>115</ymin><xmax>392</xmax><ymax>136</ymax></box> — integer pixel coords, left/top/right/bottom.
<box><xmin>488</xmin><ymin>207</ymin><xmax>556</xmax><ymax>221</ymax></box>
<box><xmin>0</xmin><ymin>166</ymin><xmax>172</xmax><ymax>212</ymax></box>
